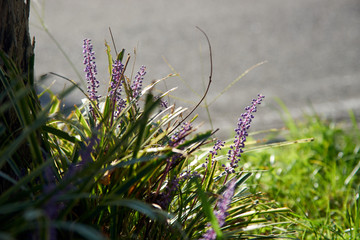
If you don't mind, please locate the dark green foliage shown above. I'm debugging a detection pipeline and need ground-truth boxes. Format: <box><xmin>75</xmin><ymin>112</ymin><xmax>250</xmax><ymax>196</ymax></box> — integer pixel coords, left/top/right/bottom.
<box><xmin>0</xmin><ymin>43</ymin><xmax>291</xmax><ymax>239</ymax></box>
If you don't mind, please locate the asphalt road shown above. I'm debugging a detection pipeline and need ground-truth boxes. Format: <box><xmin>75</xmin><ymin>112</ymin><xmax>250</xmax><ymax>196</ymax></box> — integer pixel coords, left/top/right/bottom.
<box><xmin>29</xmin><ymin>0</ymin><xmax>360</xmax><ymax>137</ymax></box>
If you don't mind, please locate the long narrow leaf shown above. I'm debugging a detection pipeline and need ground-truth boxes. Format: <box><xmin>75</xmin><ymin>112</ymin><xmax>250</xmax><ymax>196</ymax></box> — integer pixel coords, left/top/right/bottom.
<box><xmin>53</xmin><ymin>221</ymin><xmax>106</xmax><ymax>240</ymax></box>
<box><xmin>194</xmin><ymin>178</ymin><xmax>223</xmax><ymax>239</ymax></box>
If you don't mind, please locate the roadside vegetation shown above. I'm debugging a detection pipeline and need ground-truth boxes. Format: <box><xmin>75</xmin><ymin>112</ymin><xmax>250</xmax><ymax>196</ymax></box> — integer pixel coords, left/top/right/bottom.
<box><xmin>1</xmin><ymin>5</ymin><xmax>359</xmax><ymax>237</ymax></box>
<box><xmin>243</xmin><ymin>104</ymin><xmax>360</xmax><ymax>239</ymax></box>
<box><xmin>1</xmin><ymin>35</ymin><xmax>293</xmax><ymax>239</ymax></box>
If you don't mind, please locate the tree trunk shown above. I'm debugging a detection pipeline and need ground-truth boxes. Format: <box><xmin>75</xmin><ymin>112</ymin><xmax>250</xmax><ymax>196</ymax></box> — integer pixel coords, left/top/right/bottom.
<box><xmin>0</xmin><ymin>0</ymin><xmax>35</xmax><ymax>191</ymax></box>
<box><xmin>0</xmin><ymin>0</ymin><xmax>33</xmax><ymax>72</ymax></box>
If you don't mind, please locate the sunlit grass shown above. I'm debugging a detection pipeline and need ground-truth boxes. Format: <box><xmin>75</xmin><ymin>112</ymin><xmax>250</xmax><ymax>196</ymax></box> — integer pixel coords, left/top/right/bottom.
<box><xmin>242</xmin><ymin>105</ymin><xmax>360</xmax><ymax>239</ymax></box>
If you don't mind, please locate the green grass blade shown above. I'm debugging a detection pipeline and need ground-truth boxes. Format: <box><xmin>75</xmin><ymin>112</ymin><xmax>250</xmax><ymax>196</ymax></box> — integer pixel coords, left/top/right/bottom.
<box><xmin>132</xmin><ymin>93</ymin><xmax>159</xmax><ymax>159</ymax></box>
<box><xmin>42</xmin><ymin>125</ymin><xmax>77</xmax><ymax>143</ymax></box>
<box><xmin>194</xmin><ymin>178</ymin><xmax>223</xmax><ymax>239</ymax></box>
<box><xmin>0</xmin><ymin>103</ymin><xmax>51</xmax><ymax>169</ymax></box>
<box><xmin>53</xmin><ymin>221</ymin><xmax>106</xmax><ymax>240</ymax></box>
<box><xmin>0</xmin><ymin>160</ymin><xmax>51</xmax><ymax>204</ymax></box>
<box><xmin>209</xmin><ymin>61</ymin><xmax>266</xmax><ymax>106</ymax></box>
<box><xmin>104</xmin><ymin>199</ymin><xmax>169</xmax><ymax>221</ymax></box>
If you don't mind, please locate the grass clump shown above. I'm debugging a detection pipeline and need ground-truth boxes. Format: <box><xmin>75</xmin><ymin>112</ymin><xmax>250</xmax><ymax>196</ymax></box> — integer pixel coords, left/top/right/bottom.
<box><xmin>0</xmin><ymin>35</ymin><xmax>292</xmax><ymax>240</ymax></box>
<box><xmin>244</xmin><ymin>103</ymin><xmax>360</xmax><ymax>239</ymax></box>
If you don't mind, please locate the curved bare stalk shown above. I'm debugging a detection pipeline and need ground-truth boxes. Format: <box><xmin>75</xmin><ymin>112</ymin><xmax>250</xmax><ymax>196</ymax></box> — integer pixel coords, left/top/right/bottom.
<box><xmin>170</xmin><ymin>26</ymin><xmax>213</xmax><ymax>134</ymax></box>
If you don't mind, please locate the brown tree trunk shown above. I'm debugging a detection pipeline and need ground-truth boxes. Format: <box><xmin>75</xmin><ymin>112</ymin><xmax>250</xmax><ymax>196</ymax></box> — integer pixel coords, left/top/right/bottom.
<box><xmin>0</xmin><ymin>0</ymin><xmax>33</xmax><ymax>72</ymax></box>
<box><xmin>0</xmin><ymin>0</ymin><xmax>35</xmax><ymax>191</ymax></box>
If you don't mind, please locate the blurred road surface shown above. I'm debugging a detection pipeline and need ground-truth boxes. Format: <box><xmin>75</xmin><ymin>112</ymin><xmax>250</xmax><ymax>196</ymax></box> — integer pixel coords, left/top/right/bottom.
<box><xmin>30</xmin><ymin>0</ymin><xmax>360</xmax><ymax>137</ymax></box>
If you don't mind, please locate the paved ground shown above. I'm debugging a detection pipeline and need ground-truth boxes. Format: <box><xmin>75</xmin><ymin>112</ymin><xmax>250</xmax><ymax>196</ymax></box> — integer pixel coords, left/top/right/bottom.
<box><xmin>30</xmin><ymin>0</ymin><xmax>360</xmax><ymax>138</ymax></box>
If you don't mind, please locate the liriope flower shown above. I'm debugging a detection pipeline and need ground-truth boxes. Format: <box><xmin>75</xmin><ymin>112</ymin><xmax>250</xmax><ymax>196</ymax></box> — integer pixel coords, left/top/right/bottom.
<box><xmin>203</xmin><ymin>139</ymin><xmax>225</xmax><ymax>168</ymax></box>
<box><xmin>224</xmin><ymin>94</ymin><xmax>265</xmax><ymax>173</ymax></box>
<box><xmin>168</xmin><ymin>121</ymin><xmax>192</xmax><ymax>148</ymax></box>
<box><xmin>131</xmin><ymin>65</ymin><xmax>146</xmax><ymax>99</ymax></box>
<box><xmin>109</xmin><ymin>60</ymin><xmax>126</xmax><ymax>118</ymax></box>
<box><xmin>42</xmin><ymin>134</ymin><xmax>98</xmax><ymax>240</ymax></box>
<box><xmin>83</xmin><ymin>39</ymin><xmax>100</xmax><ymax>118</ymax></box>
<box><xmin>200</xmin><ymin>179</ymin><xmax>237</xmax><ymax>240</ymax></box>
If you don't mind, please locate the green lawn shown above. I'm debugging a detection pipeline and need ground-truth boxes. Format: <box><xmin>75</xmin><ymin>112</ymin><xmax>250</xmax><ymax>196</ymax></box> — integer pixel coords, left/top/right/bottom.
<box><xmin>242</xmin><ymin>109</ymin><xmax>360</xmax><ymax>239</ymax></box>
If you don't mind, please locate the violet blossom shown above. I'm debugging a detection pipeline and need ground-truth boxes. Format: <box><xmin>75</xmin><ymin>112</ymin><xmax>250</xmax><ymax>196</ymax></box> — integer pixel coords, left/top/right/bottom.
<box><xmin>200</xmin><ymin>179</ymin><xmax>237</xmax><ymax>240</ymax></box>
<box><xmin>154</xmin><ymin>95</ymin><xmax>169</xmax><ymax>109</ymax></box>
<box><xmin>159</xmin><ymin>99</ymin><xmax>169</xmax><ymax>108</ymax></box>
<box><xmin>203</xmin><ymin>139</ymin><xmax>225</xmax><ymax>168</ymax></box>
<box><xmin>109</xmin><ymin>60</ymin><xmax>126</xmax><ymax>118</ymax></box>
<box><xmin>42</xmin><ymin>165</ymin><xmax>64</xmax><ymax>240</ymax></box>
<box><xmin>156</xmin><ymin>122</ymin><xmax>194</xmax><ymax>208</ymax></box>
<box><xmin>131</xmin><ymin>65</ymin><xmax>146</xmax><ymax>99</ymax></box>
<box><xmin>168</xmin><ymin>121</ymin><xmax>192</xmax><ymax>148</ymax></box>
<box><xmin>83</xmin><ymin>39</ymin><xmax>100</xmax><ymax>117</ymax></box>
<box><xmin>41</xmin><ymin>134</ymin><xmax>98</xmax><ymax>240</ymax></box>
<box><xmin>157</xmin><ymin>171</ymin><xmax>200</xmax><ymax>210</ymax></box>
<box><xmin>225</xmin><ymin>94</ymin><xmax>265</xmax><ymax>173</ymax></box>
<box><xmin>165</xmin><ymin>122</ymin><xmax>192</xmax><ymax>175</ymax></box>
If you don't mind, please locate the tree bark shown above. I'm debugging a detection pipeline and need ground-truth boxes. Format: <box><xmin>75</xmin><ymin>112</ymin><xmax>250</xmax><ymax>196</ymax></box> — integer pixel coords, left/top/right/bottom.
<box><xmin>0</xmin><ymin>0</ymin><xmax>35</xmax><ymax>191</ymax></box>
<box><xmin>0</xmin><ymin>0</ymin><xmax>33</xmax><ymax>73</ymax></box>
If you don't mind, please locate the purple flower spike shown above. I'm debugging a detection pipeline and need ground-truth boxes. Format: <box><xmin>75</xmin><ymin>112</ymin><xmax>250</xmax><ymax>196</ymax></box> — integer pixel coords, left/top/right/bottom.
<box><xmin>41</xmin><ymin>133</ymin><xmax>99</xmax><ymax>240</ymax></box>
<box><xmin>110</xmin><ymin>60</ymin><xmax>124</xmax><ymax>95</ymax></box>
<box><xmin>203</xmin><ymin>140</ymin><xmax>225</xmax><ymax>168</ymax></box>
<box><xmin>210</xmin><ymin>140</ymin><xmax>225</xmax><ymax>160</ymax></box>
<box><xmin>216</xmin><ymin>179</ymin><xmax>236</xmax><ymax>226</ymax></box>
<box><xmin>159</xmin><ymin>99</ymin><xmax>168</xmax><ymax>108</ymax></box>
<box><xmin>169</xmin><ymin>122</ymin><xmax>192</xmax><ymax>148</ymax></box>
<box><xmin>42</xmin><ymin>166</ymin><xmax>64</xmax><ymax>240</ymax></box>
<box><xmin>226</xmin><ymin>94</ymin><xmax>265</xmax><ymax>173</ymax></box>
<box><xmin>131</xmin><ymin>65</ymin><xmax>146</xmax><ymax>99</ymax></box>
<box><xmin>166</xmin><ymin>122</ymin><xmax>192</xmax><ymax>167</ymax></box>
<box><xmin>154</xmin><ymin>95</ymin><xmax>169</xmax><ymax>109</ymax></box>
<box><xmin>83</xmin><ymin>39</ymin><xmax>100</xmax><ymax>116</ymax></box>
<box><xmin>110</xmin><ymin>60</ymin><xmax>126</xmax><ymax>117</ymax></box>
<box><xmin>200</xmin><ymin>179</ymin><xmax>237</xmax><ymax>240</ymax></box>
